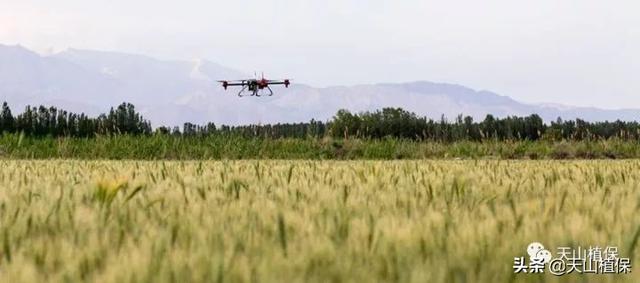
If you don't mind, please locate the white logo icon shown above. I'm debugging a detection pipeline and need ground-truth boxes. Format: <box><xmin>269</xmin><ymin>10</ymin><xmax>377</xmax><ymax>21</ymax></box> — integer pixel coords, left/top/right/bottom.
<box><xmin>527</xmin><ymin>242</ymin><xmax>552</xmax><ymax>264</ymax></box>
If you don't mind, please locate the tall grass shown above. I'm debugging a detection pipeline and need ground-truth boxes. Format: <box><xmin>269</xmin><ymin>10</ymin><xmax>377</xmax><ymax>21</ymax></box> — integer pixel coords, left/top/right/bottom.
<box><xmin>1</xmin><ymin>134</ymin><xmax>640</xmax><ymax>159</ymax></box>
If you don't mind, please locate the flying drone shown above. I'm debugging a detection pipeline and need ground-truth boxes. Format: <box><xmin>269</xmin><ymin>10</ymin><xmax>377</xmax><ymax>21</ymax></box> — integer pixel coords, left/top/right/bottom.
<box><xmin>218</xmin><ymin>73</ymin><xmax>290</xmax><ymax>97</ymax></box>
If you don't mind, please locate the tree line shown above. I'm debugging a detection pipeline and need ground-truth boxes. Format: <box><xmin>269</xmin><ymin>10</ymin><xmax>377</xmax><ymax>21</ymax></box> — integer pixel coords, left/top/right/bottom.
<box><xmin>1</xmin><ymin>101</ymin><xmax>640</xmax><ymax>141</ymax></box>
<box><xmin>330</xmin><ymin>108</ymin><xmax>640</xmax><ymax>141</ymax></box>
<box><xmin>0</xmin><ymin>102</ymin><xmax>151</xmax><ymax>137</ymax></box>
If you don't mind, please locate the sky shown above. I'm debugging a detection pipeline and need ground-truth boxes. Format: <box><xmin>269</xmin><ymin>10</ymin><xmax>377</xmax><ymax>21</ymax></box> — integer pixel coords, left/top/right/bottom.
<box><xmin>1</xmin><ymin>0</ymin><xmax>639</xmax><ymax>109</ymax></box>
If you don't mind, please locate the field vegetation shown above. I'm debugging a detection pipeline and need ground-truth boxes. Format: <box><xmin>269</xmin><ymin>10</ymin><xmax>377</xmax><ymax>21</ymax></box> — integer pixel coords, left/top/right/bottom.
<box><xmin>2</xmin><ymin>134</ymin><xmax>640</xmax><ymax>160</ymax></box>
<box><xmin>2</xmin><ymin>102</ymin><xmax>640</xmax><ymax>160</ymax></box>
<box><xmin>0</xmin><ymin>160</ymin><xmax>639</xmax><ymax>282</ymax></box>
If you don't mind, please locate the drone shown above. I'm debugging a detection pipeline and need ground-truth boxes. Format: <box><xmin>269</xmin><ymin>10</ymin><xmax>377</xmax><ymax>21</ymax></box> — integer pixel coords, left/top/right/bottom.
<box><xmin>218</xmin><ymin>73</ymin><xmax>290</xmax><ymax>97</ymax></box>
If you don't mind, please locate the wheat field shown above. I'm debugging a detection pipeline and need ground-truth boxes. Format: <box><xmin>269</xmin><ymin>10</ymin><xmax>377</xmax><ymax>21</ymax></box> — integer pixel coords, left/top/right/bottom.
<box><xmin>0</xmin><ymin>160</ymin><xmax>638</xmax><ymax>282</ymax></box>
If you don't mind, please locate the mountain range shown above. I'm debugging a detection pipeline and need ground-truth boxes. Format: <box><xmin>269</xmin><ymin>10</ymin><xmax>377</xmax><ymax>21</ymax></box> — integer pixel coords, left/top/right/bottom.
<box><xmin>1</xmin><ymin>44</ymin><xmax>638</xmax><ymax>127</ymax></box>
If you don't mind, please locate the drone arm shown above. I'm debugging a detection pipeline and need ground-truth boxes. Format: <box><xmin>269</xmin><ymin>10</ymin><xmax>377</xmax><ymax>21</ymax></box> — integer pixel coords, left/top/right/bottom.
<box><xmin>225</xmin><ymin>82</ymin><xmax>247</xmax><ymax>86</ymax></box>
<box><xmin>219</xmin><ymin>81</ymin><xmax>247</xmax><ymax>90</ymax></box>
<box><xmin>267</xmin><ymin>80</ymin><xmax>291</xmax><ymax>88</ymax></box>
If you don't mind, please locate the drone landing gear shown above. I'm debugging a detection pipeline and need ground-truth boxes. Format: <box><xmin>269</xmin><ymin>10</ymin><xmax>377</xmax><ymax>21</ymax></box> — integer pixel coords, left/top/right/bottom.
<box><xmin>237</xmin><ymin>85</ymin><xmax>248</xmax><ymax>97</ymax></box>
<box><xmin>236</xmin><ymin>86</ymin><xmax>273</xmax><ymax>97</ymax></box>
<box><xmin>254</xmin><ymin>88</ymin><xmax>273</xmax><ymax>97</ymax></box>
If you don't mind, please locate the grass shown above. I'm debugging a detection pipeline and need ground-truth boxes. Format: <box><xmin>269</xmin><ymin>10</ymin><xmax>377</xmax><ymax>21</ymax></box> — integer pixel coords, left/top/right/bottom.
<box><xmin>2</xmin><ymin>134</ymin><xmax>640</xmax><ymax>159</ymax></box>
<box><xmin>0</xmin><ymin>160</ymin><xmax>638</xmax><ymax>282</ymax></box>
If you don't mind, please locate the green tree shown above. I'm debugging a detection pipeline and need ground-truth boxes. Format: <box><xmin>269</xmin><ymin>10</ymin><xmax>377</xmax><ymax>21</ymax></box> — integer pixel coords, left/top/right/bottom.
<box><xmin>0</xmin><ymin>102</ymin><xmax>15</xmax><ymax>133</ymax></box>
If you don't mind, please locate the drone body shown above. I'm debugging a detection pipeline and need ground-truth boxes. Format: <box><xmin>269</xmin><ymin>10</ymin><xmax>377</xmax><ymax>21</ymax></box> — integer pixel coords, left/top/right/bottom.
<box><xmin>218</xmin><ymin>73</ymin><xmax>290</xmax><ymax>97</ymax></box>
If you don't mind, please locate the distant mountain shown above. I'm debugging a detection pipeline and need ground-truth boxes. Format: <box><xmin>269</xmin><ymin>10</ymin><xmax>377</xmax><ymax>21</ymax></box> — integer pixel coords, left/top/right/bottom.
<box><xmin>1</xmin><ymin>44</ymin><xmax>638</xmax><ymax>126</ymax></box>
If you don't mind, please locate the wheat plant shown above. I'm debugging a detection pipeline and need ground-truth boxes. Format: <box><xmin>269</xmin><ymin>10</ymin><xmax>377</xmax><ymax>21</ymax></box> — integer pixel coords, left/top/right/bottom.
<box><xmin>0</xmin><ymin>160</ymin><xmax>638</xmax><ymax>282</ymax></box>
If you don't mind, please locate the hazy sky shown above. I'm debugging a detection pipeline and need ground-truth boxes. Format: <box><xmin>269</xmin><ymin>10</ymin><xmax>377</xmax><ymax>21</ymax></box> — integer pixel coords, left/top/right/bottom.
<box><xmin>1</xmin><ymin>0</ymin><xmax>639</xmax><ymax>108</ymax></box>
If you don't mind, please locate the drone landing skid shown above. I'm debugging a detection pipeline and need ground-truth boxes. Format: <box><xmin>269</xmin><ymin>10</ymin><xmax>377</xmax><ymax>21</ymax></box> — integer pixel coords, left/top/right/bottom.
<box><xmin>237</xmin><ymin>87</ymin><xmax>274</xmax><ymax>97</ymax></box>
<box><xmin>237</xmin><ymin>85</ymin><xmax>248</xmax><ymax>97</ymax></box>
